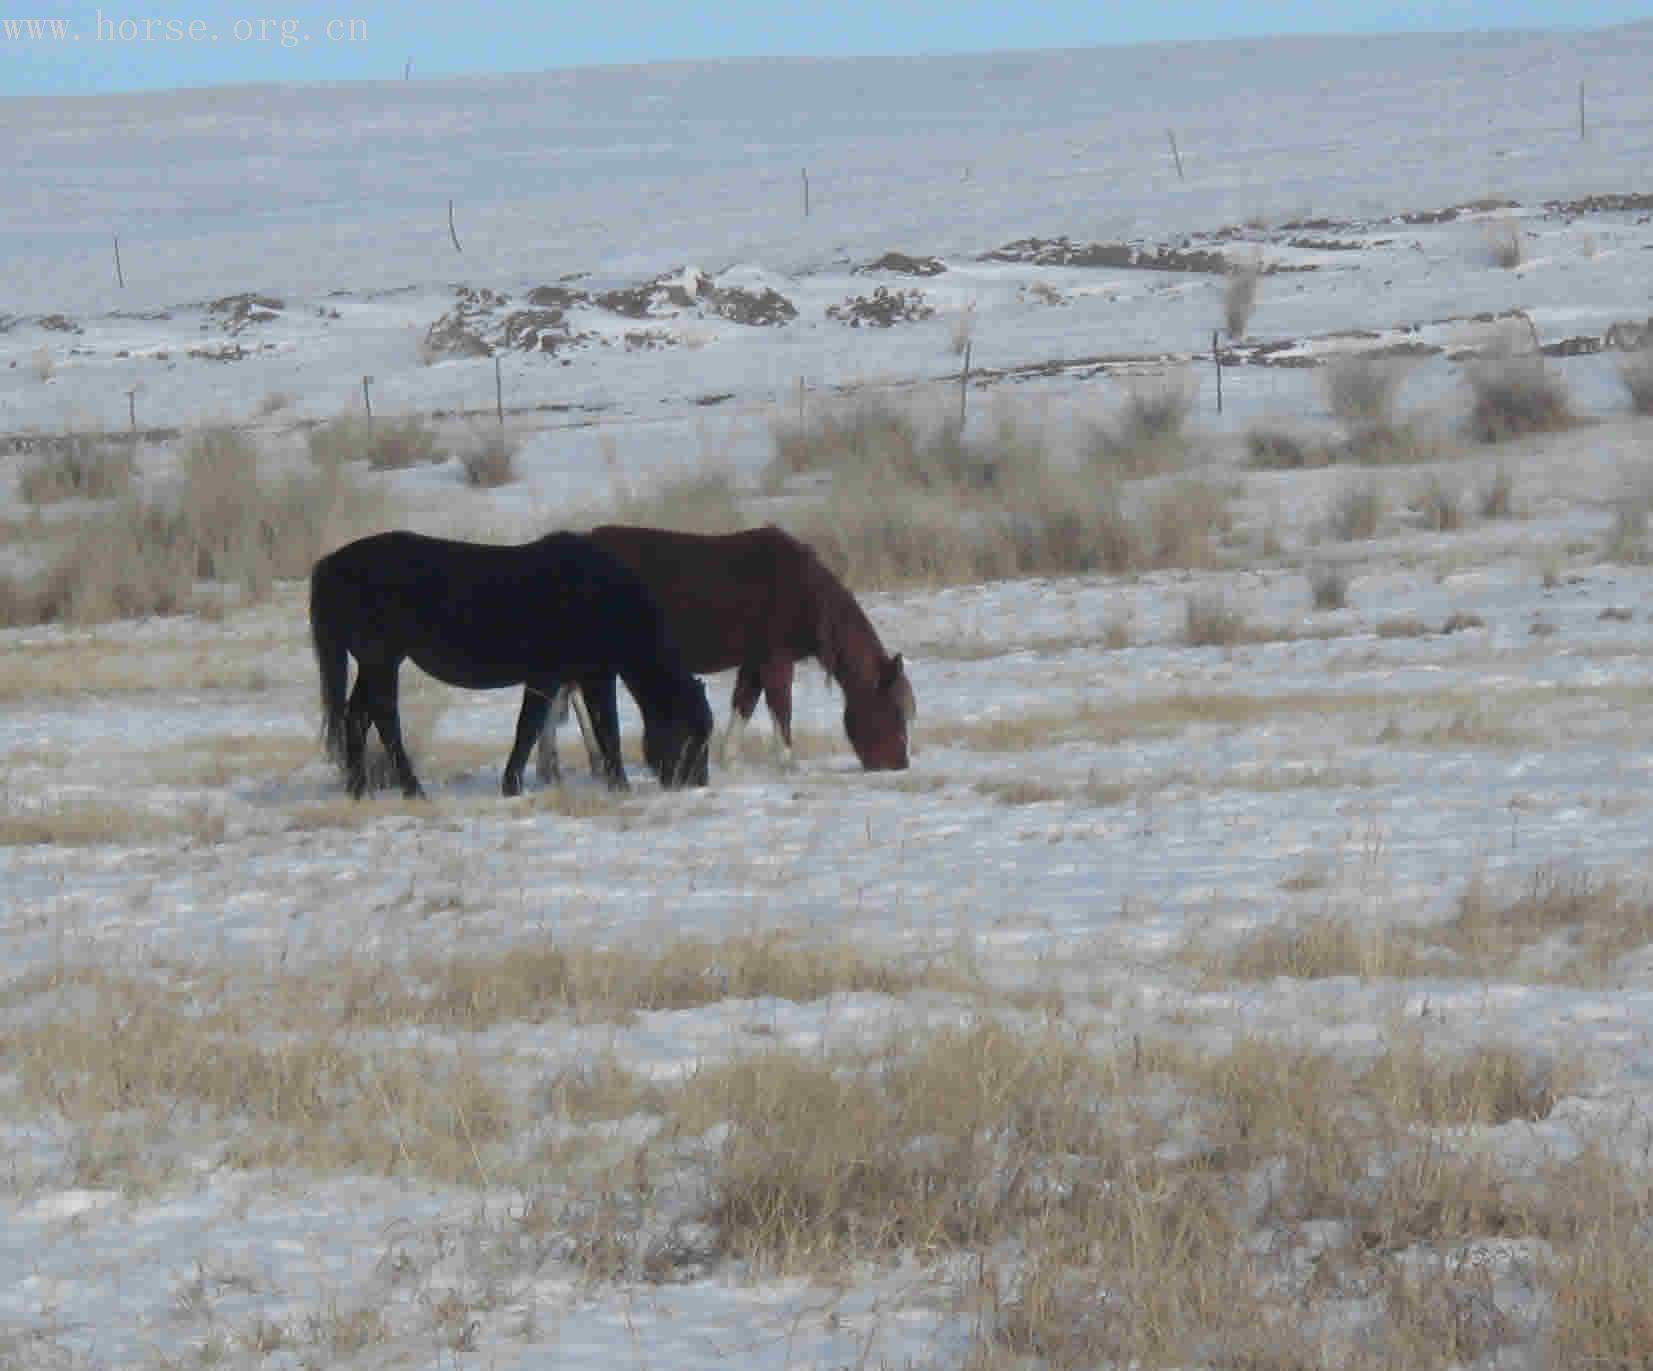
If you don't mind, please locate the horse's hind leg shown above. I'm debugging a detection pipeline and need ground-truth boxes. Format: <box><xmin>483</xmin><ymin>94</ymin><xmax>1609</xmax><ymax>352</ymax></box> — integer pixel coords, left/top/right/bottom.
<box><xmin>507</xmin><ymin>688</ymin><xmax>555</xmax><ymax>797</ymax></box>
<box><xmin>579</xmin><ymin>673</ymin><xmax>629</xmax><ymax>790</ymax></box>
<box><xmin>533</xmin><ymin>686</ymin><xmax>573</xmax><ymax>785</ymax></box>
<box><xmin>362</xmin><ymin>661</ymin><xmax>424</xmax><ymax>799</ymax></box>
<box><xmin>719</xmin><ymin>663</ymin><xmax>763</xmax><ymax>764</ymax></box>
<box><xmin>570</xmin><ymin>688</ymin><xmax>605</xmax><ymax>778</ymax></box>
<box><xmin>760</xmin><ymin>658</ymin><xmax>796</xmax><ymax>766</ymax></box>
<box><xmin>344</xmin><ymin>673</ymin><xmax>374</xmax><ymax>799</ymax></box>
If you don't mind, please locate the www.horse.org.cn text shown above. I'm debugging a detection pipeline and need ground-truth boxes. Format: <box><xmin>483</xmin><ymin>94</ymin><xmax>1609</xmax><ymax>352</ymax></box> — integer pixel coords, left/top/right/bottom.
<box><xmin>1</xmin><ymin>12</ymin><xmax>369</xmax><ymax>47</ymax></box>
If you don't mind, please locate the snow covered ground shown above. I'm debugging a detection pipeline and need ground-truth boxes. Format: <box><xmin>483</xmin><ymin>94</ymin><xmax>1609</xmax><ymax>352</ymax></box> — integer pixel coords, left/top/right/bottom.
<box><xmin>3</xmin><ymin>22</ymin><xmax>1653</xmax><ymax>1370</ymax></box>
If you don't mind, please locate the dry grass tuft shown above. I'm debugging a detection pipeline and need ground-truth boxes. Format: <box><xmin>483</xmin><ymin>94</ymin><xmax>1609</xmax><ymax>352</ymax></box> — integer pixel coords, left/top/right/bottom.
<box><xmin>19</xmin><ymin>435</ymin><xmax>137</xmax><ymax>504</ymax></box>
<box><xmin>3</xmin><ymin>989</ymin><xmax>512</xmax><ymax>1184</ymax></box>
<box><xmin>1309</xmin><ymin>563</ymin><xmax>1350</xmax><ymax>610</ymax></box>
<box><xmin>1223</xmin><ymin>256</ymin><xmax>1262</xmax><ymax>339</ymax></box>
<box><xmin>1246</xmin><ymin>424</ymin><xmax>1327</xmax><ymax>470</ymax></box>
<box><xmin>307</xmin><ymin>414</ymin><xmax>443</xmax><ymax>471</ymax></box>
<box><xmin>1</xmin><ymin>428</ymin><xmax>390</xmax><ymax>626</ymax></box>
<box><xmin>1415</xmin><ymin>476</ymin><xmax>1465</xmax><ymax>531</ymax></box>
<box><xmin>1190</xmin><ymin>917</ymin><xmax>1438</xmax><ymax>983</ymax></box>
<box><xmin>1083</xmin><ymin>375</ymin><xmax>1198</xmax><ymax>479</ymax></box>
<box><xmin>1618</xmin><ymin>346</ymin><xmax>1653</xmax><ymax>415</ymax></box>
<box><xmin>1330</xmin><ymin>481</ymin><xmax>1384</xmax><ymax>541</ymax></box>
<box><xmin>1183</xmin><ymin>593</ymin><xmax>1251</xmax><ymax>647</ymax></box>
<box><xmin>1442</xmin><ymin>868</ymin><xmax>1653</xmax><ymax>983</ymax></box>
<box><xmin>456</xmin><ymin>428</ymin><xmax>520</xmax><ymax>487</ymax></box>
<box><xmin>1325</xmin><ymin>355</ymin><xmax>1405</xmax><ymax>430</ymax></box>
<box><xmin>1465</xmin><ymin>352</ymin><xmax>1575</xmax><ymax>443</ymax></box>
<box><xmin>1478</xmin><ymin>466</ymin><xmax>1516</xmax><ymax>518</ymax></box>
<box><xmin>1484</xmin><ymin>216</ymin><xmax>1527</xmax><ymax>269</ymax></box>
<box><xmin>608</xmin><ymin>465</ymin><xmax>748</xmax><ymax>534</ymax></box>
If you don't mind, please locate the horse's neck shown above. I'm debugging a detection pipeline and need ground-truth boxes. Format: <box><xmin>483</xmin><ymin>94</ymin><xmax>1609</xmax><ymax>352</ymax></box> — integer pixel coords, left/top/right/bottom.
<box><xmin>813</xmin><ymin>576</ymin><xmax>885</xmax><ymax>692</ymax></box>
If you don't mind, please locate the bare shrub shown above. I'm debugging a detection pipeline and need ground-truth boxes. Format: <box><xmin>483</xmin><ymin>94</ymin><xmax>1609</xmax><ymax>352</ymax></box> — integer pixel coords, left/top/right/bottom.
<box><xmin>1377</xmin><ymin>616</ymin><xmax>1430</xmax><ymax>638</ymax></box>
<box><xmin>19</xmin><ymin>436</ymin><xmax>136</xmax><ymax>505</ymax></box>
<box><xmin>1223</xmin><ymin>256</ymin><xmax>1261</xmax><ymax>339</ymax></box>
<box><xmin>257</xmin><ymin>391</ymin><xmax>294</xmax><ymax>416</ymax></box>
<box><xmin>308</xmin><ymin>414</ymin><xmax>444</xmax><ymax>471</ymax></box>
<box><xmin>1339</xmin><ymin>419</ymin><xmax>1451</xmax><ymax>466</ymax></box>
<box><xmin>1465</xmin><ymin>353</ymin><xmax>1574</xmax><ymax>443</ymax></box>
<box><xmin>1183</xmin><ymin>594</ymin><xmax>1250</xmax><ymax>647</ymax></box>
<box><xmin>30</xmin><ymin>346</ymin><xmax>54</xmax><ymax>382</ymax></box>
<box><xmin>1479</xmin><ymin>466</ymin><xmax>1516</xmax><ymax>518</ymax></box>
<box><xmin>1145</xmin><ymin>477</ymin><xmax>1231</xmax><ymax>569</ymax></box>
<box><xmin>1246</xmin><ymin>425</ymin><xmax>1326</xmax><ymax>470</ymax></box>
<box><xmin>1415</xmin><ymin>476</ymin><xmax>1464</xmax><ymax>531</ymax></box>
<box><xmin>457</xmin><ymin>428</ymin><xmax>519</xmax><ymax>488</ymax></box>
<box><xmin>1309</xmin><ymin>563</ymin><xmax>1349</xmax><ymax>610</ymax></box>
<box><xmin>1618</xmin><ymin>347</ymin><xmax>1653</xmax><ymax>415</ymax></box>
<box><xmin>1484</xmin><ymin>216</ymin><xmax>1526</xmax><ymax>269</ymax></box>
<box><xmin>1603</xmin><ymin>500</ymin><xmax>1652</xmax><ymax>564</ymax></box>
<box><xmin>1324</xmin><ymin>356</ymin><xmax>1405</xmax><ymax>430</ymax></box>
<box><xmin>608</xmin><ymin>466</ymin><xmax>747</xmax><ymax>534</ymax></box>
<box><xmin>768</xmin><ymin>398</ymin><xmax>998</xmax><ymax>493</ymax></box>
<box><xmin>22</xmin><ymin>428</ymin><xmax>388</xmax><ymax>624</ymax></box>
<box><xmin>1084</xmin><ymin>375</ymin><xmax>1198</xmax><ymax>479</ymax></box>
<box><xmin>1330</xmin><ymin>481</ymin><xmax>1383</xmax><ymax>541</ymax></box>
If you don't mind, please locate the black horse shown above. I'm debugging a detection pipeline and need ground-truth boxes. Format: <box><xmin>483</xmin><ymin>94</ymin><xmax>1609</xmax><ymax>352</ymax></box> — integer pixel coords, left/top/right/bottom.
<box><xmin>309</xmin><ymin>530</ymin><xmax>712</xmax><ymax>798</ymax></box>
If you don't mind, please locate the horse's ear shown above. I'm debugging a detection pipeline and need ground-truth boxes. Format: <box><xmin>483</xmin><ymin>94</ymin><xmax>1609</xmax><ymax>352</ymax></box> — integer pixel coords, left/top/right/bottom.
<box><xmin>881</xmin><ymin>653</ymin><xmax>905</xmax><ymax>688</ymax></box>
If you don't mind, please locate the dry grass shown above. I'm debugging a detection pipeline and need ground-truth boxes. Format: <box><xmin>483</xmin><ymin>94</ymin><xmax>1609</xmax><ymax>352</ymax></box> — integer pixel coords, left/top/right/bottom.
<box><xmin>1183</xmin><ymin>593</ymin><xmax>1252</xmax><ymax>646</ymax></box>
<box><xmin>456</xmin><ymin>427</ymin><xmax>520</xmax><ymax>487</ymax></box>
<box><xmin>0</xmin><ymin>428</ymin><xmax>389</xmax><ymax>626</ymax></box>
<box><xmin>1205</xmin><ymin>868</ymin><xmax>1653</xmax><ymax>988</ymax></box>
<box><xmin>1309</xmin><ymin>563</ymin><xmax>1349</xmax><ymax>610</ymax></box>
<box><xmin>1330</xmin><ymin>480</ymin><xmax>1383</xmax><ymax>541</ymax></box>
<box><xmin>1324</xmin><ymin>355</ymin><xmax>1406</xmax><ymax>429</ymax></box>
<box><xmin>1</xmin><ymin>987</ymin><xmax>511</xmax><ymax>1185</ymax></box>
<box><xmin>1415</xmin><ymin>475</ymin><xmax>1465</xmax><ymax>531</ymax></box>
<box><xmin>18</xmin><ymin>435</ymin><xmax>136</xmax><ymax>504</ymax></box>
<box><xmin>607</xmin><ymin>465</ymin><xmax>748</xmax><ymax>533</ymax></box>
<box><xmin>1082</xmin><ymin>375</ymin><xmax>1198</xmax><ymax>479</ymax></box>
<box><xmin>0</xmin><ymin>796</ymin><xmax>224</xmax><ymax>848</ymax></box>
<box><xmin>307</xmin><ymin>414</ymin><xmax>443</xmax><ymax>471</ymax></box>
<box><xmin>1478</xmin><ymin>465</ymin><xmax>1516</xmax><ymax>518</ymax></box>
<box><xmin>1223</xmin><ymin>256</ymin><xmax>1262</xmax><ymax>338</ymax></box>
<box><xmin>1465</xmin><ymin>353</ymin><xmax>1575</xmax><ymax>443</ymax></box>
<box><xmin>1484</xmin><ymin>216</ymin><xmax>1526</xmax><ymax>269</ymax></box>
<box><xmin>1246</xmin><ymin>424</ymin><xmax>1328</xmax><ymax>470</ymax></box>
<box><xmin>1618</xmin><ymin>346</ymin><xmax>1653</xmax><ymax>415</ymax></box>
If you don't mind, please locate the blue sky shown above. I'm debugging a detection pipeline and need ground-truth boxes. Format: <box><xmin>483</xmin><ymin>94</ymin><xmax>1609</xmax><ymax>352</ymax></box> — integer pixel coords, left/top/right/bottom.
<box><xmin>2</xmin><ymin>0</ymin><xmax>1644</xmax><ymax>96</ymax></box>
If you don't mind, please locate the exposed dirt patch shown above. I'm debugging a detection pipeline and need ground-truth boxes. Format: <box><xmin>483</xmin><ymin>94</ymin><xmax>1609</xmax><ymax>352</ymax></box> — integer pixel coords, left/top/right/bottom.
<box><xmin>705</xmin><ymin>285</ymin><xmax>797</xmax><ymax>326</ymax></box>
<box><xmin>1398</xmin><ymin>197</ymin><xmax>1520</xmax><ymax>225</ymax></box>
<box><xmin>854</xmin><ymin>252</ymin><xmax>947</xmax><ymax>277</ymax></box>
<box><xmin>1547</xmin><ymin>192</ymin><xmax>1653</xmax><ymax>217</ymax></box>
<box><xmin>982</xmin><ymin>236</ymin><xmax>1234</xmax><ymax>273</ymax></box>
<box><xmin>207</xmin><ymin>293</ymin><xmax>284</xmax><ymax>335</ymax></box>
<box><xmin>35</xmin><ymin>314</ymin><xmax>82</xmax><ymax>334</ymax></box>
<box><xmin>827</xmin><ymin>287</ymin><xmax>936</xmax><ymax>327</ymax></box>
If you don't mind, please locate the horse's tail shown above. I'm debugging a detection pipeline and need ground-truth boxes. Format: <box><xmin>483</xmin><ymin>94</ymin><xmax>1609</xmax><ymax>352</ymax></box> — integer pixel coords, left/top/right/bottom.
<box><xmin>309</xmin><ymin>557</ymin><xmax>351</xmax><ymax>766</ymax></box>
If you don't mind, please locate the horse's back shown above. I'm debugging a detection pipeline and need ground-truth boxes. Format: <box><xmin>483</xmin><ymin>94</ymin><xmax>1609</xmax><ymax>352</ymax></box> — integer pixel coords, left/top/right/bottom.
<box><xmin>586</xmin><ymin>525</ymin><xmax>818</xmax><ymax>672</ymax></box>
<box><xmin>313</xmin><ymin>530</ymin><xmax>669</xmax><ymax>687</ymax></box>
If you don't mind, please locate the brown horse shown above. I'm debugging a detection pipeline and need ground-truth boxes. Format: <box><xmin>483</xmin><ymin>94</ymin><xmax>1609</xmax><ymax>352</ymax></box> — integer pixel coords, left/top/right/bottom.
<box><xmin>534</xmin><ymin>524</ymin><xmax>914</xmax><ymax>777</ymax></box>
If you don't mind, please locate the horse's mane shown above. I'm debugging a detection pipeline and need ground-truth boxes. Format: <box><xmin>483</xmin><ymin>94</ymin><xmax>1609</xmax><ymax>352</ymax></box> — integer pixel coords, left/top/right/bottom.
<box><xmin>796</xmin><ymin>537</ymin><xmax>886</xmax><ymax>693</ymax></box>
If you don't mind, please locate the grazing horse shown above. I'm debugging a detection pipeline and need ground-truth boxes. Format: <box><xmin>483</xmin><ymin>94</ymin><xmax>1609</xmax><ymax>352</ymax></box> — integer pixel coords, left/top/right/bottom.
<box><xmin>533</xmin><ymin>525</ymin><xmax>915</xmax><ymax>778</ymax></box>
<box><xmin>309</xmin><ymin>530</ymin><xmax>712</xmax><ymax>798</ymax></box>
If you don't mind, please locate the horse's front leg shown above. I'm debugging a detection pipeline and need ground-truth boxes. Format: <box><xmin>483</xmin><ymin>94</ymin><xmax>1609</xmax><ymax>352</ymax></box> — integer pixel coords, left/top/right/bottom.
<box><xmin>580</xmin><ymin>674</ymin><xmax>629</xmax><ymax>790</ymax></box>
<box><xmin>506</xmin><ymin>687</ymin><xmax>555</xmax><ymax>796</ymax></box>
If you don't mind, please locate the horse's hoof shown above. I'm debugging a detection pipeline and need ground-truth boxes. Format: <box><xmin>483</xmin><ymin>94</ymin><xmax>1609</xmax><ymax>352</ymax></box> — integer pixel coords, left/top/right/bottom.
<box><xmin>502</xmin><ymin>774</ymin><xmax>522</xmax><ymax>798</ymax></box>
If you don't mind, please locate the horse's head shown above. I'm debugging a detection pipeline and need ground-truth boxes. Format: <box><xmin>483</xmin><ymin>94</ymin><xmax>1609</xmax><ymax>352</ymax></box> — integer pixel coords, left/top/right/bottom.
<box><xmin>844</xmin><ymin>653</ymin><xmax>916</xmax><ymax>771</ymax></box>
<box><xmin>644</xmin><ymin>675</ymin><xmax>713</xmax><ymax>788</ymax></box>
